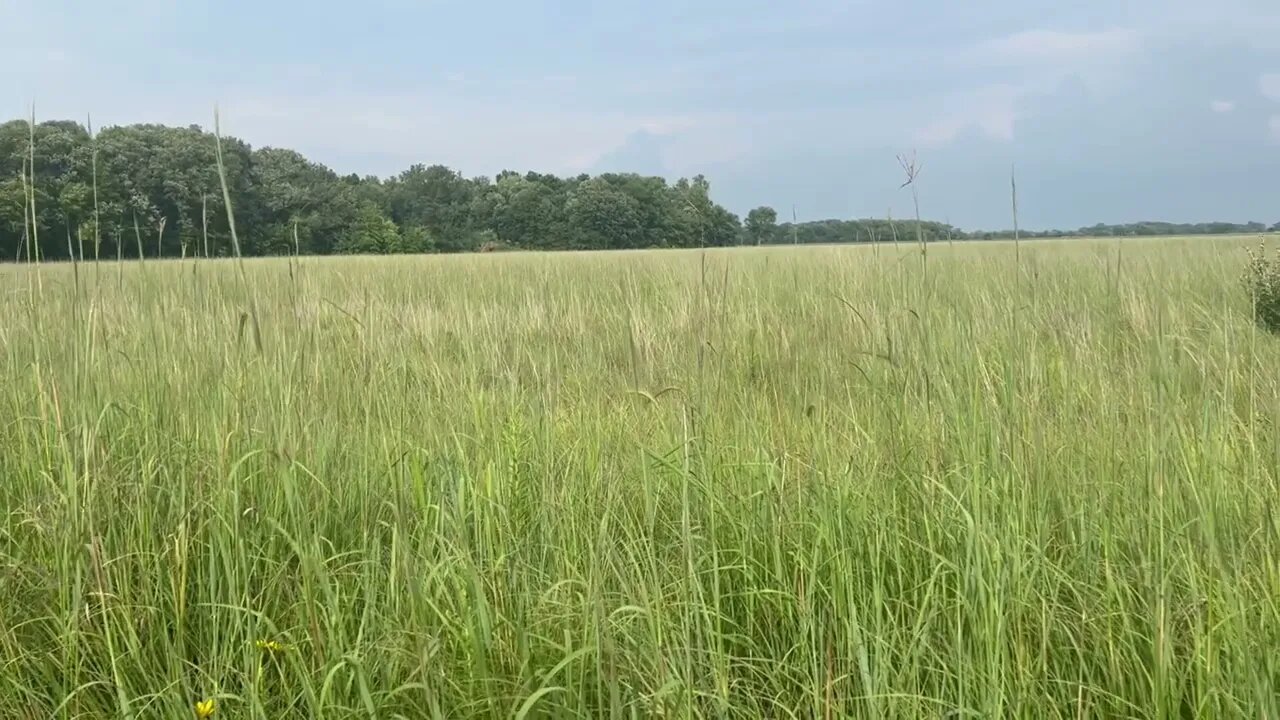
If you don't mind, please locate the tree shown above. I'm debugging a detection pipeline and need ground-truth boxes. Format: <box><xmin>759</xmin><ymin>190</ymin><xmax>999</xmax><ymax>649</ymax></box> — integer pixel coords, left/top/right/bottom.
<box><xmin>386</xmin><ymin>164</ymin><xmax>475</xmax><ymax>248</ymax></box>
<box><xmin>472</xmin><ymin>172</ymin><xmax>568</xmax><ymax>250</ymax></box>
<box><xmin>336</xmin><ymin>202</ymin><xmax>401</xmax><ymax>254</ymax></box>
<box><xmin>745</xmin><ymin>206</ymin><xmax>778</xmax><ymax>245</ymax></box>
<box><xmin>396</xmin><ymin>225</ymin><xmax>437</xmax><ymax>253</ymax></box>
<box><xmin>0</xmin><ymin>119</ymin><xmax>95</xmax><ymax>259</ymax></box>
<box><xmin>0</xmin><ymin>176</ymin><xmax>28</xmax><ymax>260</ymax></box>
<box><xmin>566</xmin><ymin>178</ymin><xmax>644</xmax><ymax>249</ymax></box>
<box><xmin>669</xmin><ymin>175</ymin><xmax>740</xmax><ymax>247</ymax></box>
<box><xmin>2</xmin><ymin>117</ymin><xmax>737</xmax><ymax>260</ymax></box>
<box><xmin>29</xmin><ymin>113</ymin><xmax>1267</xmax><ymax>261</ymax></box>
<box><xmin>253</xmin><ymin>147</ymin><xmax>363</xmax><ymax>255</ymax></box>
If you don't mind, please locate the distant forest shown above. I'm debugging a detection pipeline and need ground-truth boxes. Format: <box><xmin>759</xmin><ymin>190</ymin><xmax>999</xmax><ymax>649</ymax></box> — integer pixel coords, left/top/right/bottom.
<box><xmin>2</xmin><ymin>118</ymin><xmax>1277</xmax><ymax>261</ymax></box>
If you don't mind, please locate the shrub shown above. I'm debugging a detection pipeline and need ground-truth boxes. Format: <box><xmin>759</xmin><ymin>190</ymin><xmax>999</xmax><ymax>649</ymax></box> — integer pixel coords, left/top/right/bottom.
<box><xmin>1244</xmin><ymin>241</ymin><xmax>1280</xmax><ymax>333</ymax></box>
<box><xmin>472</xmin><ymin>229</ymin><xmax>508</xmax><ymax>253</ymax></box>
<box><xmin>395</xmin><ymin>225</ymin><xmax>437</xmax><ymax>253</ymax></box>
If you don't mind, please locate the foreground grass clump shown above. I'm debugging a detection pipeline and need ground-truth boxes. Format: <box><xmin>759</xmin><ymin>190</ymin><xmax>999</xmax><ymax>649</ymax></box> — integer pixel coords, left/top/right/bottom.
<box><xmin>1</xmin><ymin>238</ymin><xmax>1278</xmax><ymax>718</ymax></box>
<box><xmin>1245</xmin><ymin>239</ymin><xmax>1280</xmax><ymax>333</ymax></box>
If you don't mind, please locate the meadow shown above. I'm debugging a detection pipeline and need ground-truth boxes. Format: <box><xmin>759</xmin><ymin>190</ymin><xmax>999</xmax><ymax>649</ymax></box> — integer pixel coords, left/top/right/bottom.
<box><xmin>1</xmin><ymin>237</ymin><xmax>1278</xmax><ymax>718</ymax></box>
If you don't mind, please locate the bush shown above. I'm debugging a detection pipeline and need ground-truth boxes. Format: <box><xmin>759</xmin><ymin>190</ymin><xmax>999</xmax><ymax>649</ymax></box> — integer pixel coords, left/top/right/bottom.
<box><xmin>395</xmin><ymin>225</ymin><xmax>437</xmax><ymax>253</ymax></box>
<box><xmin>470</xmin><ymin>229</ymin><xmax>507</xmax><ymax>253</ymax></box>
<box><xmin>1244</xmin><ymin>241</ymin><xmax>1280</xmax><ymax>332</ymax></box>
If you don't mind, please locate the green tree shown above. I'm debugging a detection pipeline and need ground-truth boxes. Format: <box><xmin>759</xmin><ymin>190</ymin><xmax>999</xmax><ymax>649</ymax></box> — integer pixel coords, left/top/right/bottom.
<box><xmin>0</xmin><ymin>119</ymin><xmax>94</xmax><ymax>259</ymax></box>
<box><xmin>0</xmin><ymin>174</ymin><xmax>28</xmax><ymax>260</ymax></box>
<box><xmin>472</xmin><ymin>171</ymin><xmax>568</xmax><ymax>250</ymax></box>
<box><xmin>566</xmin><ymin>178</ymin><xmax>644</xmax><ymax>249</ymax></box>
<box><xmin>253</xmin><ymin>147</ymin><xmax>363</xmax><ymax>255</ymax></box>
<box><xmin>336</xmin><ymin>202</ymin><xmax>401</xmax><ymax>254</ymax></box>
<box><xmin>670</xmin><ymin>175</ymin><xmax>741</xmax><ymax>247</ymax></box>
<box><xmin>387</xmin><ymin>164</ymin><xmax>475</xmax><ymax>249</ymax></box>
<box><xmin>0</xmin><ymin>116</ymin><xmax>758</xmax><ymax>260</ymax></box>
<box><xmin>82</xmin><ymin>123</ymin><xmax>258</xmax><ymax>258</ymax></box>
<box><xmin>396</xmin><ymin>225</ymin><xmax>437</xmax><ymax>253</ymax></box>
<box><xmin>745</xmin><ymin>206</ymin><xmax>778</xmax><ymax>245</ymax></box>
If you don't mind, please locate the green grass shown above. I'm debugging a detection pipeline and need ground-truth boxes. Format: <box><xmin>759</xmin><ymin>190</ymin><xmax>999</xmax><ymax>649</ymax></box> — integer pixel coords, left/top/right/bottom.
<box><xmin>2</xmin><ymin>237</ymin><xmax>1278</xmax><ymax>719</ymax></box>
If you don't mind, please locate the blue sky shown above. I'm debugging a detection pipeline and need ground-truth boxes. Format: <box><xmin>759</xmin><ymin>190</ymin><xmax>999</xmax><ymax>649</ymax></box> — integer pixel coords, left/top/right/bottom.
<box><xmin>4</xmin><ymin>0</ymin><xmax>1280</xmax><ymax>229</ymax></box>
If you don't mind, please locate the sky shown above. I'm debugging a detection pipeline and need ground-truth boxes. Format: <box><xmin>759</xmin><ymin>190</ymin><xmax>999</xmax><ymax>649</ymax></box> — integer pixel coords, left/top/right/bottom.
<box><xmin>3</xmin><ymin>0</ymin><xmax>1280</xmax><ymax>230</ymax></box>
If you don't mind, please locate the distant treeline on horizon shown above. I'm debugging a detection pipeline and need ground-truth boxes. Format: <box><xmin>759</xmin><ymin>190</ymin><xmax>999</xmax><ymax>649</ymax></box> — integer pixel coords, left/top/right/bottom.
<box><xmin>2</xmin><ymin>118</ymin><xmax>1276</xmax><ymax>261</ymax></box>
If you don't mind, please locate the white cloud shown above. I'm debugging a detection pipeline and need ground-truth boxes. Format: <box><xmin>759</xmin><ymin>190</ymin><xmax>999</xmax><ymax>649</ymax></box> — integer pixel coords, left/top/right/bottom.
<box><xmin>1262</xmin><ymin>74</ymin><xmax>1280</xmax><ymax>101</ymax></box>
<box><xmin>915</xmin><ymin>85</ymin><xmax>1019</xmax><ymax>147</ymax></box>
<box><xmin>927</xmin><ymin>27</ymin><xmax>1157</xmax><ymax>150</ymax></box>
<box><xmin>219</xmin><ymin>92</ymin><xmax>711</xmax><ymax>177</ymax></box>
<box><xmin>1211</xmin><ymin>100</ymin><xmax>1236</xmax><ymax>113</ymax></box>
<box><xmin>953</xmin><ymin>28</ymin><xmax>1142</xmax><ymax>121</ymax></box>
<box><xmin>979</xmin><ymin>28</ymin><xmax>1141</xmax><ymax>64</ymax></box>
<box><xmin>1148</xmin><ymin>1</ymin><xmax>1280</xmax><ymax>51</ymax></box>
<box><xmin>661</xmin><ymin>127</ymin><xmax>754</xmax><ymax>175</ymax></box>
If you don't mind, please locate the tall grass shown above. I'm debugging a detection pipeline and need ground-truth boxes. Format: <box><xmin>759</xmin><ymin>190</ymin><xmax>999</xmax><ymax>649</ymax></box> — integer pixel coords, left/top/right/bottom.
<box><xmin>1</xmin><ymin>238</ymin><xmax>1277</xmax><ymax>718</ymax></box>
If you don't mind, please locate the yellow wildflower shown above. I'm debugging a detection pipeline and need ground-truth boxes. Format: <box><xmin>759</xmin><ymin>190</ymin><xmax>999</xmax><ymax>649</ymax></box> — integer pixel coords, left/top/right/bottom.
<box><xmin>255</xmin><ymin>638</ymin><xmax>290</xmax><ymax>653</ymax></box>
<box><xmin>194</xmin><ymin>698</ymin><xmax>215</xmax><ymax>719</ymax></box>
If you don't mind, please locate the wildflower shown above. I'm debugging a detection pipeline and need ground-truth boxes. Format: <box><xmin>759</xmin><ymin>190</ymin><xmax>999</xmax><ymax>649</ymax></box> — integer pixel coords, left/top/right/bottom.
<box><xmin>255</xmin><ymin>638</ymin><xmax>290</xmax><ymax>654</ymax></box>
<box><xmin>194</xmin><ymin>698</ymin><xmax>215</xmax><ymax>719</ymax></box>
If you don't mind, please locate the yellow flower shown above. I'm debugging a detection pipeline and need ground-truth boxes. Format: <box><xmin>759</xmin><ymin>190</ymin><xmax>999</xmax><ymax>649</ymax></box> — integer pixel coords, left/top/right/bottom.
<box><xmin>255</xmin><ymin>638</ymin><xmax>290</xmax><ymax>653</ymax></box>
<box><xmin>194</xmin><ymin>698</ymin><xmax>215</xmax><ymax>719</ymax></box>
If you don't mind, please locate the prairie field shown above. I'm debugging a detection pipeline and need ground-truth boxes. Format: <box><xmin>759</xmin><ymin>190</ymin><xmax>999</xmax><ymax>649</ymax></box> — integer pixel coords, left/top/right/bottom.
<box><xmin>2</xmin><ymin>237</ymin><xmax>1278</xmax><ymax>718</ymax></box>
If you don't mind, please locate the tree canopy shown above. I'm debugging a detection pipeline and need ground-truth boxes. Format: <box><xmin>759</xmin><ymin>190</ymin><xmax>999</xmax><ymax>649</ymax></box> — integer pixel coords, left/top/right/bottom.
<box><xmin>0</xmin><ymin>119</ymin><xmax>746</xmax><ymax>261</ymax></box>
<box><xmin>1</xmin><ymin>117</ymin><xmax>1275</xmax><ymax>262</ymax></box>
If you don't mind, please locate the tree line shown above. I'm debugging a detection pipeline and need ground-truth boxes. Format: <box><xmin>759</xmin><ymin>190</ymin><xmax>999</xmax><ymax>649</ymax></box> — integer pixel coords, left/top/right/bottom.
<box><xmin>776</xmin><ymin>219</ymin><xmax>1280</xmax><ymax>246</ymax></box>
<box><xmin>2</xmin><ymin>118</ymin><xmax>1276</xmax><ymax>262</ymax></box>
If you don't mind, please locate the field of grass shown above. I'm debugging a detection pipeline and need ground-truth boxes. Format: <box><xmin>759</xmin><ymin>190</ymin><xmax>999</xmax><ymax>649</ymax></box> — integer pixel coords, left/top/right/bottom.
<box><xmin>2</xmin><ymin>237</ymin><xmax>1278</xmax><ymax>718</ymax></box>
